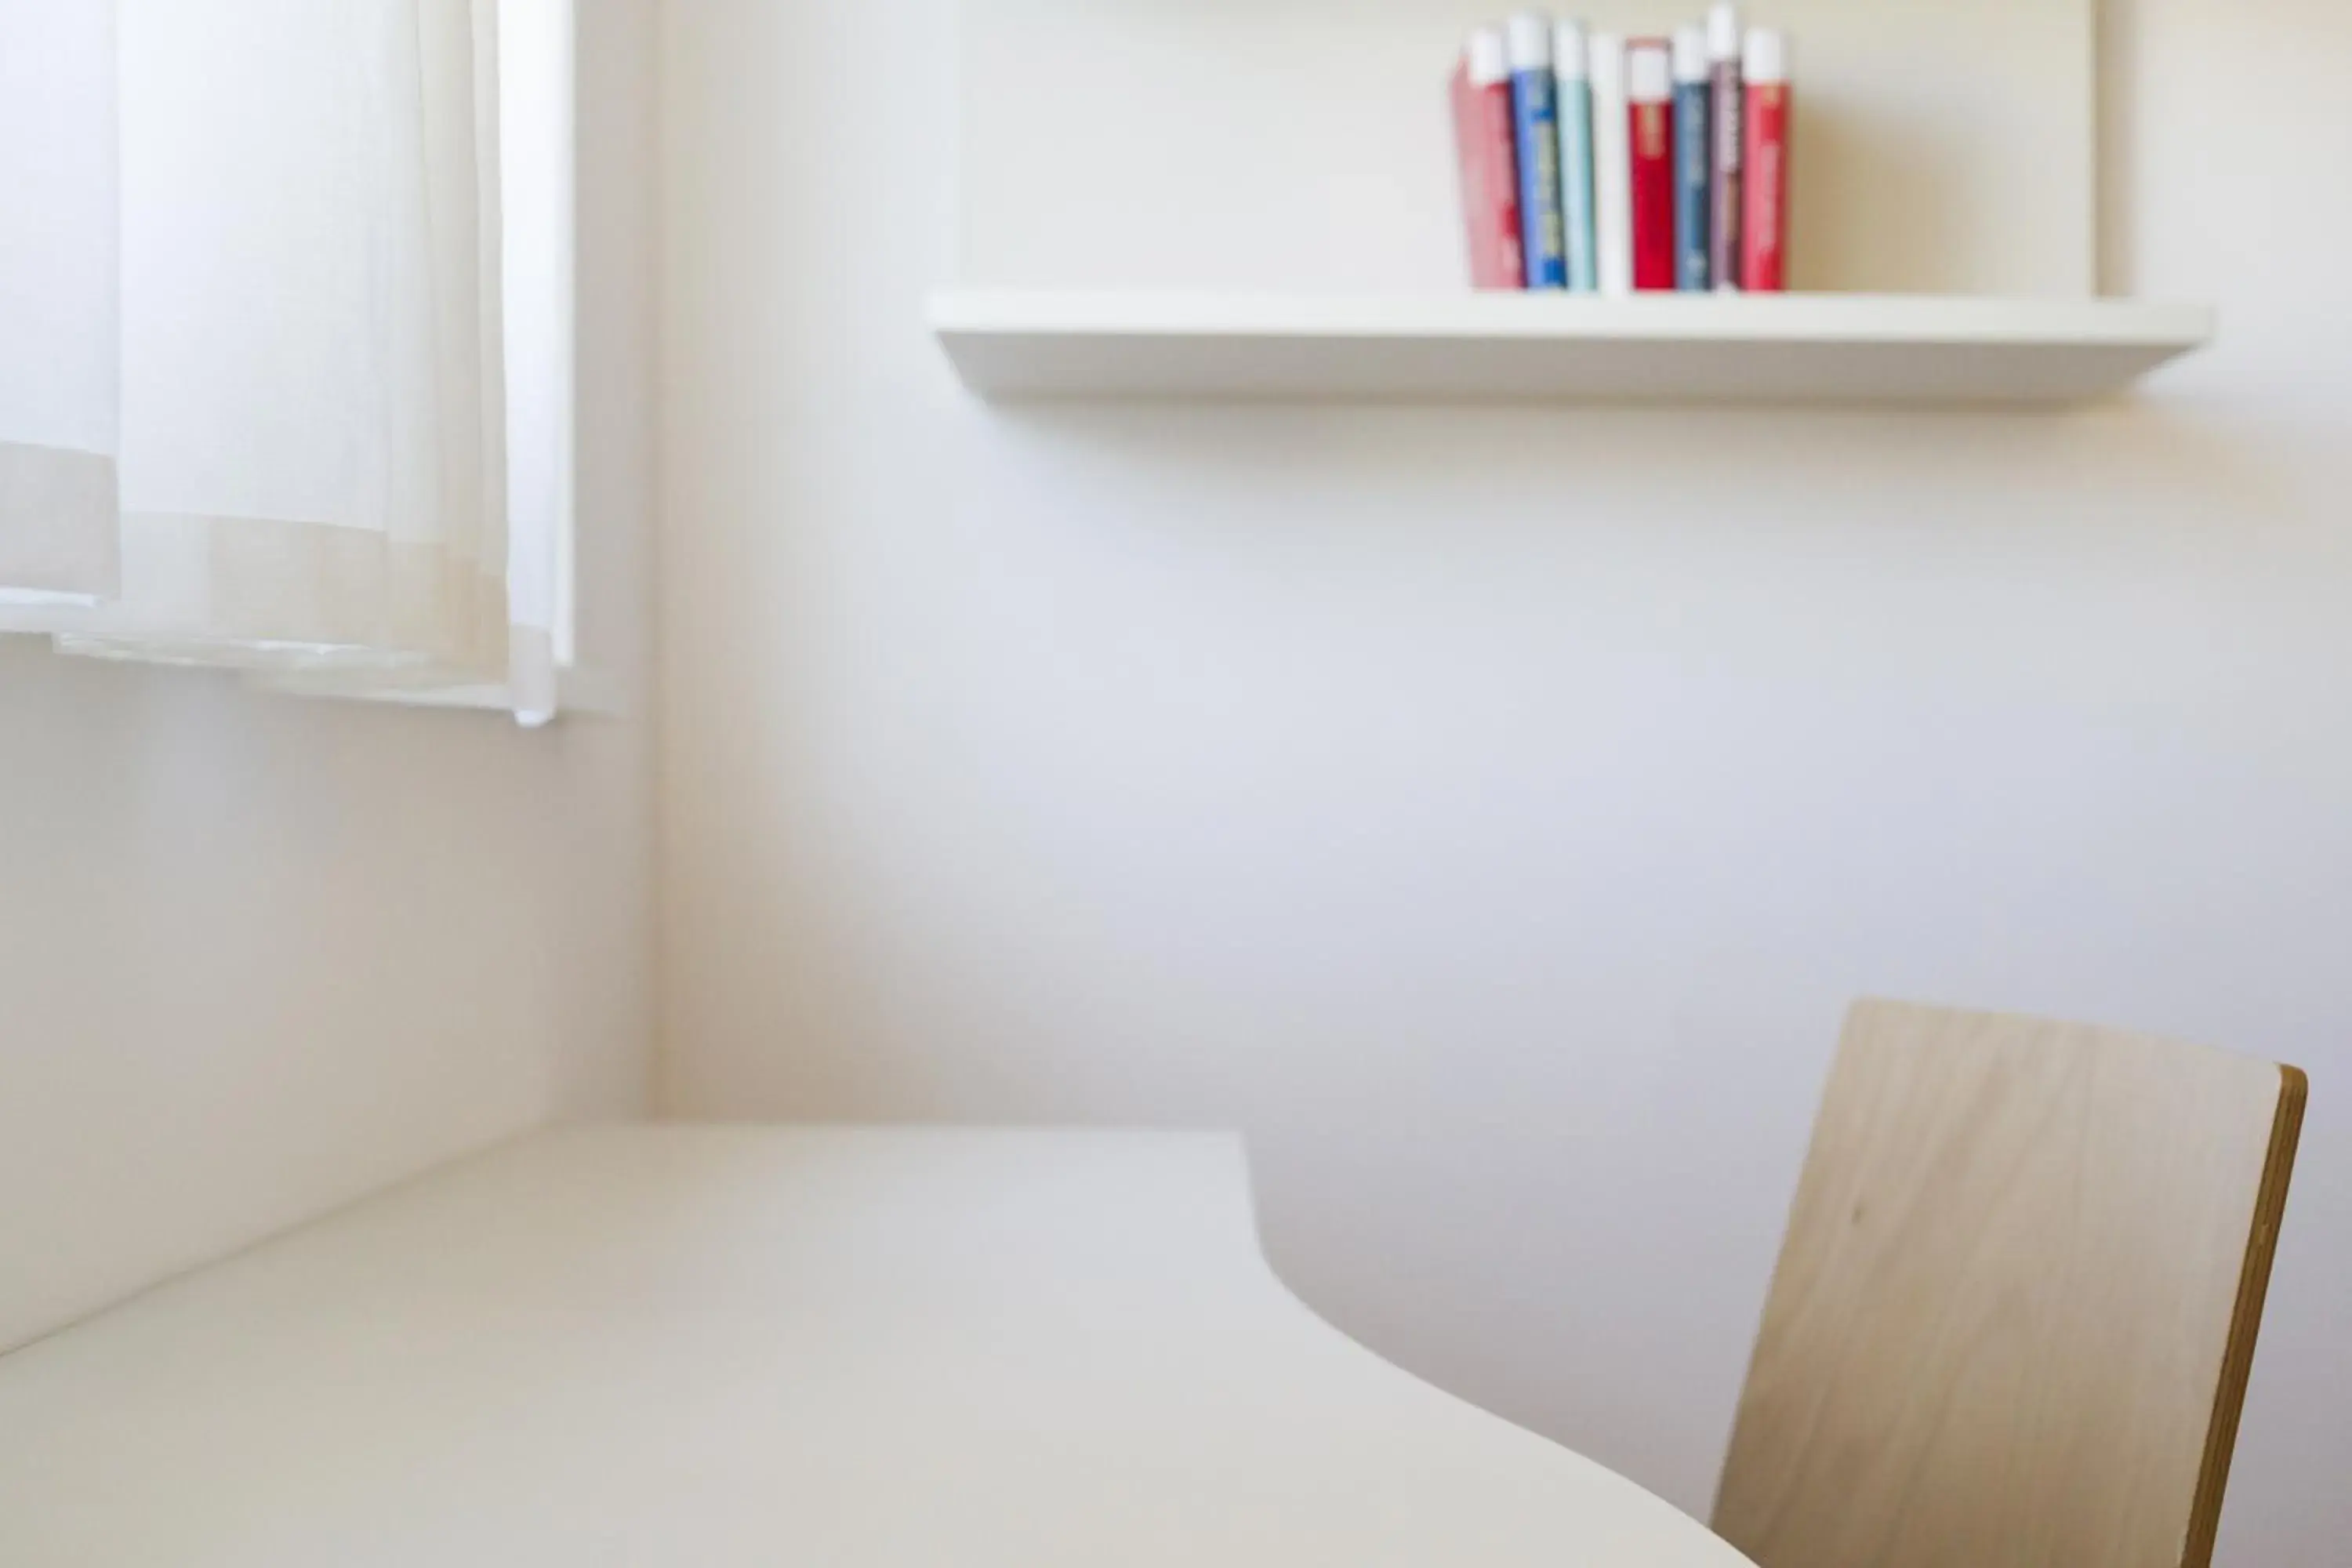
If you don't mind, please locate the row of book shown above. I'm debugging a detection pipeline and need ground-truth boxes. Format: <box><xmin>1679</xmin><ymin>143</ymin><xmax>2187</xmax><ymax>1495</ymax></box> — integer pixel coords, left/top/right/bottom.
<box><xmin>1451</xmin><ymin>6</ymin><xmax>1791</xmax><ymax>295</ymax></box>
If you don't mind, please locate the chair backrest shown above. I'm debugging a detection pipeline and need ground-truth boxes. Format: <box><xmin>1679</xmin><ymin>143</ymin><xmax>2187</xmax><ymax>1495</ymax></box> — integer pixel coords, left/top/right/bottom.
<box><xmin>1713</xmin><ymin>1000</ymin><xmax>2306</xmax><ymax>1568</ymax></box>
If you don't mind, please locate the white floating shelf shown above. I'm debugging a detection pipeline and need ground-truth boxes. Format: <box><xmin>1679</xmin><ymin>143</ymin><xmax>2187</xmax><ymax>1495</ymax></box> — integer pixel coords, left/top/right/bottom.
<box><xmin>931</xmin><ymin>291</ymin><xmax>2215</xmax><ymax>408</ymax></box>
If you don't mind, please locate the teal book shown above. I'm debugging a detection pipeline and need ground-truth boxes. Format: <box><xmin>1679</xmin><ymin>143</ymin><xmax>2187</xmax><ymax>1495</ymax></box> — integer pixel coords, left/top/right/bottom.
<box><xmin>1555</xmin><ymin>21</ymin><xmax>1599</xmax><ymax>293</ymax></box>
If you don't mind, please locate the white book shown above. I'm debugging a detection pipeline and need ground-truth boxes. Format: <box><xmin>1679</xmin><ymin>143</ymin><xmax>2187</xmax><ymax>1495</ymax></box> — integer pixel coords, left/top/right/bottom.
<box><xmin>1588</xmin><ymin>33</ymin><xmax>1633</xmax><ymax>297</ymax></box>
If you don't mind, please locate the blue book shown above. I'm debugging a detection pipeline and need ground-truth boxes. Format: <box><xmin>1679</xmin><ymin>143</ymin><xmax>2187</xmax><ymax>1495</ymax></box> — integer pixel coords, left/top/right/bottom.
<box><xmin>1507</xmin><ymin>16</ymin><xmax>1568</xmax><ymax>290</ymax></box>
<box><xmin>1671</xmin><ymin>26</ymin><xmax>1714</xmax><ymax>292</ymax></box>
<box><xmin>1555</xmin><ymin>21</ymin><xmax>1599</xmax><ymax>293</ymax></box>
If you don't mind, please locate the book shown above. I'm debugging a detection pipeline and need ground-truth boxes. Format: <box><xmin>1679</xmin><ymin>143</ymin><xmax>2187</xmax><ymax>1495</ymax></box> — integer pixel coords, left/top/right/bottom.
<box><xmin>1507</xmin><ymin>15</ymin><xmax>1569</xmax><ymax>290</ymax></box>
<box><xmin>1628</xmin><ymin>39</ymin><xmax>1676</xmax><ymax>292</ymax></box>
<box><xmin>1708</xmin><ymin>3</ymin><xmax>1745</xmax><ymax>291</ymax></box>
<box><xmin>1743</xmin><ymin>28</ymin><xmax>1791</xmax><ymax>292</ymax></box>
<box><xmin>1555</xmin><ymin>20</ymin><xmax>1600</xmax><ymax>294</ymax></box>
<box><xmin>1451</xmin><ymin>30</ymin><xmax>1527</xmax><ymax>290</ymax></box>
<box><xmin>1671</xmin><ymin>26</ymin><xmax>1714</xmax><ymax>292</ymax></box>
<box><xmin>1588</xmin><ymin>33</ymin><xmax>1633</xmax><ymax>296</ymax></box>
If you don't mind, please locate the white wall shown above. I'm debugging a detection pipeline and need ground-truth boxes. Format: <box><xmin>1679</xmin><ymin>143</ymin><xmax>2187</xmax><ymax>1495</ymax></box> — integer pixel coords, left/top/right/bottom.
<box><xmin>0</xmin><ymin>0</ymin><xmax>659</xmax><ymax>1356</ymax></box>
<box><xmin>657</xmin><ymin>0</ymin><xmax>2350</xmax><ymax>1559</ymax></box>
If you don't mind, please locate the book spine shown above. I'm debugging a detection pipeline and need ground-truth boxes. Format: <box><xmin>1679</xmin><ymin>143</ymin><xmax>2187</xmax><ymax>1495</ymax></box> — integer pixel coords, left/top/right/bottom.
<box><xmin>1508</xmin><ymin>16</ymin><xmax>1568</xmax><ymax>289</ymax></box>
<box><xmin>1588</xmin><ymin>34</ymin><xmax>1632</xmax><ymax>297</ymax></box>
<box><xmin>1452</xmin><ymin>33</ymin><xmax>1526</xmax><ymax>290</ymax></box>
<box><xmin>1555</xmin><ymin>21</ymin><xmax>1599</xmax><ymax>294</ymax></box>
<box><xmin>1708</xmin><ymin>3</ymin><xmax>1745</xmax><ymax>292</ymax></box>
<box><xmin>1743</xmin><ymin>29</ymin><xmax>1791</xmax><ymax>292</ymax></box>
<box><xmin>1671</xmin><ymin>26</ymin><xmax>1713</xmax><ymax>292</ymax></box>
<box><xmin>1628</xmin><ymin>41</ymin><xmax>1675</xmax><ymax>292</ymax></box>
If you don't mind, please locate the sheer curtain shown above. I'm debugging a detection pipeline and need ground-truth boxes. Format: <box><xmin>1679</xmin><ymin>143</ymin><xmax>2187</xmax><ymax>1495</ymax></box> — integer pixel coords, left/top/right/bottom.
<box><xmin>0</xmin><ymin>0</ymin><xmax>559</xmax><ymax>723</ymax></box>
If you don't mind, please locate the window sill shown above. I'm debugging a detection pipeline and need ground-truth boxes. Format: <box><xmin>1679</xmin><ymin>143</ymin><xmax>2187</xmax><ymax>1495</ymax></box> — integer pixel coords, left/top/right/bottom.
<box><xmin>263</xmin><ymin>666</ymin><xmax>626</xmax><ymax>723</ymax></box>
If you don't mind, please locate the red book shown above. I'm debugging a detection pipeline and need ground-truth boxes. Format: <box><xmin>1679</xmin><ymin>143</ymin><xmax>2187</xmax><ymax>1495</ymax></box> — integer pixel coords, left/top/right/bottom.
<box><xmin>1627</xmin><ymin>39</ymin><xmax>1676</xmax><ymax>292</ymax></box>
<box><xmin>1742</xmin><ymin>30</ymin><xmax>1791</xmax><ymax>292</ymax></box>
<box><xmin>1451</xmin><ymin>31</ymin><xmax>1526</xmax><ymax>291</ymax></box>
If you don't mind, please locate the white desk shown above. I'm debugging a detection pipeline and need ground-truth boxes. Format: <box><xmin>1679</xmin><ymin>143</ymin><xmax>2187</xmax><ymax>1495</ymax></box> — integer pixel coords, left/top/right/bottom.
<box><xmin>0</xmin><ymin>1128</ymin><xmax>1754</xmax><ymax>1566</ymax></box>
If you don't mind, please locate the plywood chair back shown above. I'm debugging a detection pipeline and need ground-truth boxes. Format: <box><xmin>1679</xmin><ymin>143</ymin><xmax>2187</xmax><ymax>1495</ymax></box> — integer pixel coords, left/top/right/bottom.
<box><xmin>1713</xmin><ymin>1000</ymin><xmax>2305</xmax><ymax>1568</ymax></box>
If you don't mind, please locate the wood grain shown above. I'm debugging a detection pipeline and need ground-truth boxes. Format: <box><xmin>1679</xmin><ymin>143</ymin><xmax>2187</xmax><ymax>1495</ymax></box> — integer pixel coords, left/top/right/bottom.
<box><xmin>1714</xmin><ymin>1000</ymin><xmax>2305</xmax><ymax>1568</ymax></box>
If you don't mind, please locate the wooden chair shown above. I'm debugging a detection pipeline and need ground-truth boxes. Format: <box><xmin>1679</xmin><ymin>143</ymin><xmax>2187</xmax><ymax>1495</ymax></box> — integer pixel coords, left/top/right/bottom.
<box><xmin>1714</xmin><ymin>1000</ymin><xmax>2307</xmax><ymax>1568</ymax></box>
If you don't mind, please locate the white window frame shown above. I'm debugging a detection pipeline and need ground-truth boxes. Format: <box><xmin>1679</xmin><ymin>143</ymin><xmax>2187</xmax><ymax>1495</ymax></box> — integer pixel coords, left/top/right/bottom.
<box><xmin>499</xmin><ymin>0</ymin><xmax>578</xmax><ymax>677</ymax></box>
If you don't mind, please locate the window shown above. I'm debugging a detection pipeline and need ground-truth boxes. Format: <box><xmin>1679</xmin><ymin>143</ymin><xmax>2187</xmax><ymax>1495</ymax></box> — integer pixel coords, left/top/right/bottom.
<box><xmin>0</xmin><ymin>0</ymin><xmax>583</xmax><ymax>724</ymax></box>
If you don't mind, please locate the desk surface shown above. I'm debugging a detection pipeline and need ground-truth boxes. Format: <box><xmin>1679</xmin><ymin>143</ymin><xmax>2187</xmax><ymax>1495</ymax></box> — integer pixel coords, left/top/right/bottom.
<box><xmin>0</xmin><ymin>1127</ymin><xmax>1754</xmax><ymax>1566</ymax></box>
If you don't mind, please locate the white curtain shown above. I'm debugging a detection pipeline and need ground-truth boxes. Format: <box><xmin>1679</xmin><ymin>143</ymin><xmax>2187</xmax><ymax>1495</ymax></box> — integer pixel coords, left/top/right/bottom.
<box><xmin>0</xmin><ymin>0</ymin><xmax>118</xmax><ymax>615</ymax></box>
<box><xmin>0</xmin><ymin>0</ymin><xmax>558</xmax><ymax>722</ymax></box>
